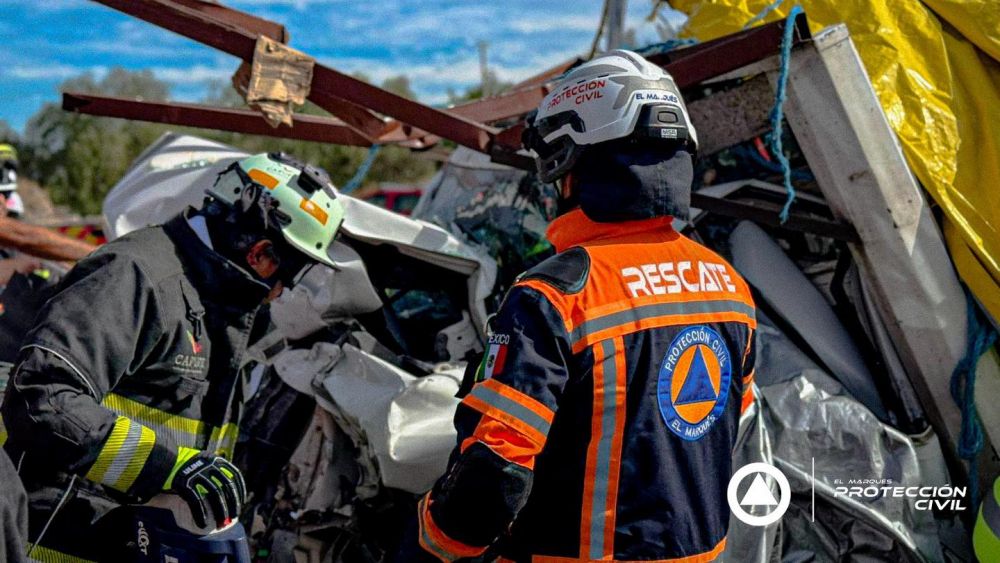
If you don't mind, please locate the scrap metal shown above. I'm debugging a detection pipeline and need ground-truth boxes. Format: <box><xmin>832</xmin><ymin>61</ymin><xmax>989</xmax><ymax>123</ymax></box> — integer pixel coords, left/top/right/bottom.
<box><xmin>62</xmin><ymin>93</ymin><xmax>374</xmax><ymax>146</ymax></box>
<box><xmin>79</xmin><ymin>1</ymin><xmax>849</xmax><ymax>239</ymax></box>
<box><xmin>449</xmin><ymin>16</ymin><xmax>809</xmax><ymax>128</ymax></box>
<box><xmin>91</xmin><ymin>0</ymin><xmax>498</xmax><ymax>152</ymax></box>
<box><xmin>0</xmin><ymin>216</ymin><xmax>97</xmax><ymax>262</ymax></box>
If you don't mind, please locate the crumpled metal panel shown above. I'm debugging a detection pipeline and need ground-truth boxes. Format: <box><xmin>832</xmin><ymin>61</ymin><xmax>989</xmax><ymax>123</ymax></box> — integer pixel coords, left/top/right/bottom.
<box><xmin>270</xmin><ymin>241</ymin><xmax>383</xmax><ymax>341</ymax></box>
<box><xmin>283</xmin><ymin>406</ymin><xmax>357</xmax><ymax>514</ymax></box>
<box><xmin>319</xmin><ymin>343</ymin><xmax>461</xmax><ymax>494</ymax></box>
<box><xmin>734</xmin><ymin>313</ymin><xmax>946</xmax><ymax>562</ymax></box>
<box><xmin>413</xmin><ymin>146</ymin><xmax>558</xmax><ymax>302</ymax></box>
<box><xmin>729</xmin><ymin>220</ymin><xmax>887</xmax><ymax>420</ymax></box>
<box><xmin>102</xmin><ymin>133</ymin><xmax>244</xmax><ymax>239</ymax></box>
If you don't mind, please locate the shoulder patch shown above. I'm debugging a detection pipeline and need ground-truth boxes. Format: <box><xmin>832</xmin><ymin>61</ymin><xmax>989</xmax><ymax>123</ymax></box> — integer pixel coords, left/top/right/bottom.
<box><xmin>518</xmin><ymin>246</ymin><xmax>590</xmax><ymax>294</ymax></box>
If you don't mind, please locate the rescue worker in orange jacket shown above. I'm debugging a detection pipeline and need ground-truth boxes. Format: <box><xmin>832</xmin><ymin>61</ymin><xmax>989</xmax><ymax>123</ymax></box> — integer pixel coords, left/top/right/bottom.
<box><xmin>402</xmin><ymin>50</ymin><xmax>757</xmax><ymax>562</ymax></box>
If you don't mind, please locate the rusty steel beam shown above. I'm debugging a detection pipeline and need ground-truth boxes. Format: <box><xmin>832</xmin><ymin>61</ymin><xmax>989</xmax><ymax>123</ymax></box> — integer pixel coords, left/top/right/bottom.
<box><xmin>167</xmin><ymin>0</ymin><xmax>288</xmax><ymax>42</ymax></box>
<box><xmin>309</xmin><ymin>65</ymin><xmax>496</xmax><ymax>151</ymax></box>
<box><xmin>455</xmin><ymin>17</ymin><xmax>810</xmax><ymax>127</ymax></box>
<box><xmin>375</xmin><ymin>122</ymin><xmax>440</xmax><ymax>149</ymax></box>
<box><xmin>0</xmin><ymin>217</ymin><xmax>96</xmax><ymax>262</ymax></box>
<box><xmin>449</xmin><ymin>84</ymin><xmax>551</xmax><ymax>124</ymax></box>
<box><xmin>90</xmin><ymin>0</ymin><xmax>386</xmax><ymax>142</ymax></box>
<box><xmin>649</xmin><ymin>14</ymin><xmax>811</xmax><ymax>89</ymax></box>
<box><xmin>63</xmin><ymin>93</ymin><xmax>374</xmax><ymax>146</ymax></box>
<box><xmin>90</xmin><ymin>0</ymin><xmax>498</xmax><ymax>151</ymax></box>
<box><xmin>447</xmin><ymin>57</ymin><xmax>580</xmax><ymax>124</ymax></box>
<box><xmin>93</xmin><ymin>0</ymin><xmax>257</xmax><ymax>60</ymax></box>
<box><xmin>307</xmin><ymin>91</ymin><xmax>387</xmax><ymax>140</ymax></box>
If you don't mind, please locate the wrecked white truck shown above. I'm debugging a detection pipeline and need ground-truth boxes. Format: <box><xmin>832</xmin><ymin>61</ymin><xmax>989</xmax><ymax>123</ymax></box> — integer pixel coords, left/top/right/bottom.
<box><xmin>78</xmin><ymin>119</ymin><xmax>970</xmax><ymax>562</ymax></box>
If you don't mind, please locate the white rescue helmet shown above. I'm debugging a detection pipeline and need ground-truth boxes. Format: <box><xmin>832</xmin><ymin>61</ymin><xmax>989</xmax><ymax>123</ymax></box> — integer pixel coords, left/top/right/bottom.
<box><xmin>523</xmin><ymin>49</ymin><xmax>698</xmax><ymax>183</ymax></box>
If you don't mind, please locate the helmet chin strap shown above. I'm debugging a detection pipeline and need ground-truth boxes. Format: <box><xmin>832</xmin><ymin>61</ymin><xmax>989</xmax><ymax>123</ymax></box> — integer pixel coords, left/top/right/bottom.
<box><xmin>556</xmin><ymin>172</ymin><xmax>582</xmax><ymax>217</ymax></box>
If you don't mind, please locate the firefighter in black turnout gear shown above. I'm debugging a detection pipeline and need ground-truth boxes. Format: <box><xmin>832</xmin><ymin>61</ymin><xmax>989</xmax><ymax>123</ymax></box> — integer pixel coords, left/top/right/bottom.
<box><xmin>0</xmin><ymin>153</ymin><xmax>345</xmax><ymax>561</ymax></box>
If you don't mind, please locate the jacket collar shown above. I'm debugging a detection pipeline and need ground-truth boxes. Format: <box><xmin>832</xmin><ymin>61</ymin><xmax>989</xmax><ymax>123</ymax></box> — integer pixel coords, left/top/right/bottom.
<box><xmin>163</xmin><ymin>209</ymin><xmax>271</xmax><ymax>306</ymax></box>
<box><xmin>545</xmin><ymin>209</ymin><xmax>677</xmax><ymax>253</ymax></box>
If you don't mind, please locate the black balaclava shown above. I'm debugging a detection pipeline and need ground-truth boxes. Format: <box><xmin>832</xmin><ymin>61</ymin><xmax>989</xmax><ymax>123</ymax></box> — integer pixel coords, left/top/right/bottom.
<box><xmin>198</xmin><ymin>199</ymin><xmax>306</xmax><ymax>288</ymax></box>
<box><xmin>570</xmin><ymin>140</ymin><xmax>693</xmax><ymax>223</ymax></box>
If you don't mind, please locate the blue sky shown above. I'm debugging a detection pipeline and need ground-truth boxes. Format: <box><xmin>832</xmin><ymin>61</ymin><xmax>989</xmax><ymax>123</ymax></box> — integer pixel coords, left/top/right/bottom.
<box><xmin>0</xmin><ymin>0</ymin><xmax>681</xmax><ymax>133</ymax></box>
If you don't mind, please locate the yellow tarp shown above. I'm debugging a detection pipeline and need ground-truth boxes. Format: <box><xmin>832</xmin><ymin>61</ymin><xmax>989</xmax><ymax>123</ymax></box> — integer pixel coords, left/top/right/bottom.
<box><xmin>672</xmin><ymin>0</ymin><xmax>1000</xmax><ymax>323</ymax></box>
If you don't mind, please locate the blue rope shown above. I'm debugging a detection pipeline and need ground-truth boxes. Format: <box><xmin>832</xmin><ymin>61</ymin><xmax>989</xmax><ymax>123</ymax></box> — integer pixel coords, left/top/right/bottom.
<box><xmin>341</xmin><ymin>144</ymin><xmax>382</xmax><ymax>194</ymax></box>
<box><xmin>743</xmin><ymin>0</ymin><xmax>788</xmax><ymax>29</ymax></box>
<box><xmin>768</xmin><ymin>4</ymin><xmax>802</xmax><ymax>224</ymax></box>
<box><xmin>636</xmin><ymin>38</ymin><xmax>699</xmax><ymax>58</ymax></box>
<box><xmin>950</xmin><ymin>291</ymin><xmax>999</xmax><ymax>506</ymax></box>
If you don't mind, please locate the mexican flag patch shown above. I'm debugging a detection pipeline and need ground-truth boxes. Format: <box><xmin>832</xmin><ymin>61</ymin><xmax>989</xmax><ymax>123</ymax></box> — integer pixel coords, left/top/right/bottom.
<box><xmin>477</xmin><ymin>333</ymin><xmax>510</xmax><ymax>381</ymax></box>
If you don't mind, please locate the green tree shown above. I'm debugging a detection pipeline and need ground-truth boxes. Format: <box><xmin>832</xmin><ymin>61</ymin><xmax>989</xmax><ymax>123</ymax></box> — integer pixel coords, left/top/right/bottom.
<box><xmin>380</xmin><ymin>75</ymin><xmax>417</xmax><ymax>99</ymax></box>
<box><xmin>0</xmin><ymin>120</ymin><xmax>19</xmax><ymax>145</ymax></box>
<box><xmin>447</xmin><ymin>70</ymin><xmax>514</xmax><ymax>104</ymax></box>
<box><xmin>22</xmin><ymin>68</ymin><xmax>436</xmax><ymax>215</ymax></box>
<box><xmin>22</xmin><ymin>68</ymin><xmax>172</xmax><ymax>215</ymax></box>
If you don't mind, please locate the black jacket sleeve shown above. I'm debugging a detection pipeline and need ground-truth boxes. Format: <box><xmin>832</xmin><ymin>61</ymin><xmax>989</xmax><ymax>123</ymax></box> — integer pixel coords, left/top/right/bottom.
<box><xmin>0</xmin><ymin>448</ymin><xmax>27</xmax><ymax>563</ymax></box>
<box><xmin>411</xmin><ymin>285</ymin><xmax>573</xmax><ymax>561</ymax></box>
<box><xmin>1</xmin><ymin>250</ymin><xmax>177</xmax><ymax>500</ymax></box>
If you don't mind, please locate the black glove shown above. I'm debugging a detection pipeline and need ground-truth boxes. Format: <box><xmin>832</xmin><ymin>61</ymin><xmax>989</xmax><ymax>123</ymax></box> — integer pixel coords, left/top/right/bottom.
<box><xmin>168</xmin><ymin>454</ymin><xmax>246</xmax><ymax>529</ymax></box>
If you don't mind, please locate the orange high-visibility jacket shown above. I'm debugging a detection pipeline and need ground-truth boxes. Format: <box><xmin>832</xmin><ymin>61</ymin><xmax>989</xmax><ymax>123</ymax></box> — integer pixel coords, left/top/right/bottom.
<box><xmin>417</xmin><ymin>210</ymin><xmax>757</xmax><ymax>562</ymax></box>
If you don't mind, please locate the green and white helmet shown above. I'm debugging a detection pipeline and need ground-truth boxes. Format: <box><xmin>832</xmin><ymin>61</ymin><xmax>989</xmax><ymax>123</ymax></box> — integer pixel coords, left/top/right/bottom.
<box><xmin>209</xmin><ymin>153</ymin><xmax>345</xmax><ymax>268</ymax></box>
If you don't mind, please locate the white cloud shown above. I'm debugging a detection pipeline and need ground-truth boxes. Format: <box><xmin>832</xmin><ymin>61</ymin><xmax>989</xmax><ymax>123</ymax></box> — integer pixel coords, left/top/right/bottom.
<box><xmin>45</xmin><ymin>40</ymin><xmax>202</xmax><ymax>60</ymax></box>
<box><xmin>506</xmin><ymin>14</ymin><xmax>599</xmax><ymax>34</ymax></box>
<box><xmin>0</xmin><ymin>0</ymin><xmax>88</xmax><ymax>11</ymax></box>
<box><xmin>326</xmin><ymin>42</ymin><xmax>583</xmax><ymax>105</ymax></box>
<box><xmin>5</xmin><ymin>63</ymin><xmax>107</xmax><ymax>81</ymax></box>
<box><xmin>150</xmin><ymin>64</ymin><xmax>235</xmax><ymax>85</ymax></box>
<box><xmin>230</xmin><ymin>0</ymin><xmax>345</xmax><ymax>10</ymax></box>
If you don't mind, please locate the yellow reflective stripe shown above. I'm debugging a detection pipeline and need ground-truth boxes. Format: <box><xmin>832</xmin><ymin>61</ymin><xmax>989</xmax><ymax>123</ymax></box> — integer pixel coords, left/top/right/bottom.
<box><xmin>209</xmin><ymin>423</ymin><xmax>239</xmax><ymax>457</ymax></box>
<box><xmin>0</xmin><ymin>415</ymin><xmax>7</xmax><ymax>447</ymax></box>
<box><xmin>26</xmin><ymin>544</ymin><xmax>97</xmax><ymax>563</ymax></box>
<box><xmin>85</xmin><ymin>416</ymin><xmax>155</xmax><ymax>492</ymax></box>
<box><xmin>85</xmin><ymin>417</ymin><xmax>129</xmax><ymax>485</ymax></box>
<box><xmin>101</xmin><ymin>393</ymin><xmax>206</xmax><ymax>437</ymax></box>
<box><xmin>164</xmin><ymin>446</ymin><xmax>201</xmax><ymax>490</ymax></box>
<box><xmin>101</xmin><ymin>393</ymin><xmax>237</xmax><ymax>457</ymax></box>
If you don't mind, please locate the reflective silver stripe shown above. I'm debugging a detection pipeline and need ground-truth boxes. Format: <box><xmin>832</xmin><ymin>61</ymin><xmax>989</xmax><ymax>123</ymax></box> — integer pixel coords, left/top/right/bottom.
<box><xmin>101</xmin><ymin>421</ymin><xmax>142</xmax><ymax>487</ymax></box>
<box><xmin>469</xmin><ymin>384</ymin><xmax>551</xmax><ymax>439</ymax></box>
<box><xmin>589</xmin><ymin>339</ymin><xmax>618</xmax><ymax>559</ymax></box>
<box><xmin>20</xmin><ymin>345</ymin><xmax>98</xmax><ymax>398</ymax></box>
<box><xmin>570</xmin><ymin>299</ymin><xmax>755</xmax><ymax>345</ymax></box>
<box><xmin>983</xmin><ymin>487</ymin><xmax>1000</xmax><ymax>537</ymax></box>
<box><xmin>418</xmin><ymin>496</ymin><xmax>454</xmax><ymax>561</ymax></box>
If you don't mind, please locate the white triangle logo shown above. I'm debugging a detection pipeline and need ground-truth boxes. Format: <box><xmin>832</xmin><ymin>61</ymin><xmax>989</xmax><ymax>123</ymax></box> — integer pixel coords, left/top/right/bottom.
<box><xmin>739</xmin><ymin>474</ymin><xmax>779</xmax><ymax>506</ymax></box>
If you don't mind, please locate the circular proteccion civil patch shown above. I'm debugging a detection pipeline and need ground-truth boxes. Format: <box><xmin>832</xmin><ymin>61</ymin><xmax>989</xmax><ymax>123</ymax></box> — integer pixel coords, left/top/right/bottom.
<box><xmin>656</xmin><ymin>325</ymin><xmax>732</xmax><ymax>441</ymax></box>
